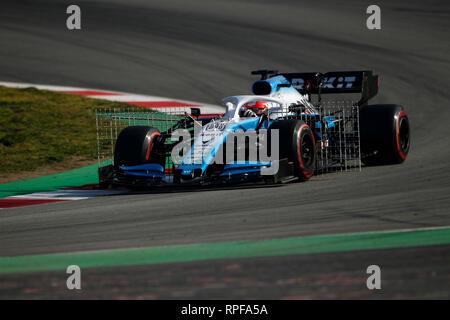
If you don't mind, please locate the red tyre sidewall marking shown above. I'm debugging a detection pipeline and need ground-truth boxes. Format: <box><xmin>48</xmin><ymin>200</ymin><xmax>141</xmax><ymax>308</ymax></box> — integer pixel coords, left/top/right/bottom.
<box><xmin>145</xmin><ymin>132</ymin><xmax>161</xmax><ymax>161</ymax></box>
<box><xmin>296</xmin><ymin>124</ymin><xmax>315</xmax><ymax>178</ymax></box>
<box><xmin>396</xmin><ymin>110</ymin><xmax>408</xmax><ymax>160</ymax></box>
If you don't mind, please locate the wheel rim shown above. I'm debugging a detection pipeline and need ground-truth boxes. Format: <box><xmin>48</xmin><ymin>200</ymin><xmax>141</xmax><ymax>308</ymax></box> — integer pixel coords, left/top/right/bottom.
<box><xmin>301</xmin><ymin>134</ymin><xmax>315</xmax><ymax>168</ymax></box>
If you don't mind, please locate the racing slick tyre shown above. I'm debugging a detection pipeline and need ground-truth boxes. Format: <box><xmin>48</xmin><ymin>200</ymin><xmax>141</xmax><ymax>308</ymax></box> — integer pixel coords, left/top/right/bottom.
<box><xmin>114</xmin><ymin>126</ymin><xmax>162</xmax><ymax>168</ymax></box>
<box><xmin>269</xmin><ymin>119</ymin><xmax>316</xmax><ymax>181</ymax></box>
<box><xmin>360</xmin><ymin>104</ymin><xmax>410</xmax><ymax>165</ymax></box>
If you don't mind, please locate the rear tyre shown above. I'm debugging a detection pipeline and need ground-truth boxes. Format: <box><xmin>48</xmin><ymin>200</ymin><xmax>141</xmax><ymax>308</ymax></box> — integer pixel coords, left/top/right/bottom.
<box><xmin>269</xmin><ymin>120</ymin><xmax>316</xmax><ymax>181</ymax></box>
<box><xmin>114</xmin><ymin>126</ymin><xmax>162</xmax><ymax>168</ymax></box>
<box><xmin>360</xmin><ymin>104</ymin><xmax>410</xmax><ymax>165</ymax></box>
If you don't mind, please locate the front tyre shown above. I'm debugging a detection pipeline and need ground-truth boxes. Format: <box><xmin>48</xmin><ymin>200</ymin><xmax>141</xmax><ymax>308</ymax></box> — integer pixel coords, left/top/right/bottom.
<box><xmin>293</xmin><ymin>122</ymin><xmax>316</xmax><ymax>180</ymax></box>
<box><xmin>114</xmin><ymin>126</ymin><xmax>162</xmax><ymax>168</ymax></box>
<box><xmin>269</xmin><ymin>120</ymin><xmax>316</xmax><ymax>181</ymax></box>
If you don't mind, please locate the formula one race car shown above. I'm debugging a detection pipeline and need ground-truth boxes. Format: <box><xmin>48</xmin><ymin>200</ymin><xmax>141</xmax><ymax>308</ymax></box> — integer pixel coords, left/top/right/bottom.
<box><xmin>97</xmin><ymin>70</ymin><xmax>410</xmax><ymax>187</ymax></box>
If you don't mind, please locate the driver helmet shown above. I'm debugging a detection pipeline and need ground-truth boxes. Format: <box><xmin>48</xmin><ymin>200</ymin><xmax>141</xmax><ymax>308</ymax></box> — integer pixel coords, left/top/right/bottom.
<box><xmin>243</xmin><ymin>101</ymin><xmax>268</xmax><ymax>116</ymax></box>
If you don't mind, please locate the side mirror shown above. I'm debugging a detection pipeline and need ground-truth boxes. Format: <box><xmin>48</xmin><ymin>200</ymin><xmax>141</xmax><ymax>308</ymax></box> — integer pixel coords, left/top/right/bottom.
<box><xmin>190</xmin><ymin>108</ymin><xmax>201</xmax><ymax>119</ymax></box>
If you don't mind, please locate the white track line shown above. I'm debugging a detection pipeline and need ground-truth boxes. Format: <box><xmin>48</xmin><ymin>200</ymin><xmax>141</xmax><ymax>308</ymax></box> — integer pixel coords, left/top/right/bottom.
<box><xmin>8</xmin><ymin>189</ymin><xmax>127</xmax><ymax>201</ymax></box>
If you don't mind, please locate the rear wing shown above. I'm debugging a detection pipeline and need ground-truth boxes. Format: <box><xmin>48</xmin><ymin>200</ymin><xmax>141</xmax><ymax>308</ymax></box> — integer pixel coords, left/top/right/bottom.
<box><xmin>280</xmin><ymin>71</ymin><xmax>379</xmax><ymax>107</ymax></box>
<box><xmin>251</xmin><ymin>70</ymin><xmax>379</xmax><ymax>107</ymax></box>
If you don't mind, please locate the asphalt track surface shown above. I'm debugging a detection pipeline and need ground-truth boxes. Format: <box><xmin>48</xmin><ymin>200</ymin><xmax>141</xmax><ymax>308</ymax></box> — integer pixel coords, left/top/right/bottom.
<box><xmin>0</xmin><ymin>0</ymin><xmax>450</xmax><ymax>299</ymax></box>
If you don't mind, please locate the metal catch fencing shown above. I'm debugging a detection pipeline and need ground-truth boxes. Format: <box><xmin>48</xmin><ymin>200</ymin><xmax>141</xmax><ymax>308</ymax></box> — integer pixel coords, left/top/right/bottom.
<box><xmin>95</xmin><ymin>108</ymin><xmax>190</xmax><ymax>173</ymax></box>
<box><xmin>269</xmin><ymin>100</ymin><xmax>361</xmax><ymax>174</ymax></box>
<box><xmin>314</xmin><ymin>101</ymin><xmax>361</xmax><ymax>173</ymax></box>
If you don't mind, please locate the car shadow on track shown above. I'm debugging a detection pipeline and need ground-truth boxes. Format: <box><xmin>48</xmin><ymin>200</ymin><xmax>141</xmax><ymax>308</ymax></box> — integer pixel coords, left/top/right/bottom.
<box><xmin>105</xmin><ymin>181</ymin><xmax>283</xmax><ymax>197</ymax></box>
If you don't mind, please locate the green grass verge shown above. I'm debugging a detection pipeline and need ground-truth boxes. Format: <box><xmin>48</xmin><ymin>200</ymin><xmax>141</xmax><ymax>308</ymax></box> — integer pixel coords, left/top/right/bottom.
<box><xmin>0</xmin><ymin>86</ymin><xmax>137</xmax><ymax>175</ymax></box>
